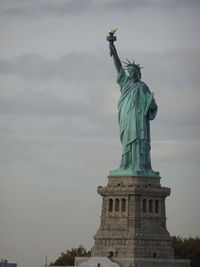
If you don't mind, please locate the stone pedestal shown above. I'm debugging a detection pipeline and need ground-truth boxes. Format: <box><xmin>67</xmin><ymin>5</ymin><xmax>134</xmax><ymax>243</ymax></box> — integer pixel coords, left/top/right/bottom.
<box><xmin>91</xmin><ymin>175</ymin><xmax>174</xmax><ymax>259</ymax></box>
<box><xmin>75</xmin><ymin>175</ymin><xmax>190</xmax><ymax>267</ymax></box>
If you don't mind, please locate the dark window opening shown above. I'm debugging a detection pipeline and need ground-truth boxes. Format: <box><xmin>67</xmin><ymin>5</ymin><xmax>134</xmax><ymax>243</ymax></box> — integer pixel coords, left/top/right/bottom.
<box><xmin>149</xmin><ymin>199</ymin><xmax>153</xmax><ymax>213</ymax></box>
<box><xmin>115</xmin><ymin>199</ymin><xmax>119</xmax><ymax>211</ymax></box>
<box><xmin>153</xmin><ymin>252</ymin><xmax>157</xmax><ymax>258</ymax></box>
<box><xmin>122</xmin><ymin>198</ymin><xmax>126</xmax><ymax>212</ymax></box>
<box><xmin>155</xmin><ymin>199</ymin><xmax>159</xmax><ymax>213</ymax></box>
<box><xmin>109</xmin><ymin>199</ymin><xmax>113</xmax><ymax>212</ymax></box>
<box><xmin>142</xmin><ymin>199</ymin><xmax>147</xmax><ymax>212</ymax></box>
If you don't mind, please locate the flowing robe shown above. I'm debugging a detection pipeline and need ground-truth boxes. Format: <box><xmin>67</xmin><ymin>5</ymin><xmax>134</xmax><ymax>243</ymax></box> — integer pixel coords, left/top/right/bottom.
<box><xmin>117</xmin><ymin>68</ymin><xmax>158</xmax><ymax>172</ymax></box>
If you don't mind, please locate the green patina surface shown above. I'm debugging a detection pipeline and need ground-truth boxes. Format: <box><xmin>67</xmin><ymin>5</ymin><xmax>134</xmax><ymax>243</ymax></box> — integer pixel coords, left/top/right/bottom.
<box><xmin>107</xmin><ymin>31</ymin><xmax>159</xmax><ymax>177</ymax></box>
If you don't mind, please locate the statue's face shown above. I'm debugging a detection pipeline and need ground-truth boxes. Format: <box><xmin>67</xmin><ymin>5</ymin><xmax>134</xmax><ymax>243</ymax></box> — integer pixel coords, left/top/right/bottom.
<box><xmin>128</xmin><ymin>66</ymin><xmax>141</xmax><ymax>82</ymax></box>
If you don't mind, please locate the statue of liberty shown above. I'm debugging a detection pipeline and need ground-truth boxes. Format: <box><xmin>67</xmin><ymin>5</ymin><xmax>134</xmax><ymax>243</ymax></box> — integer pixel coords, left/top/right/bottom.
<box><xmin>107</xmin><ymin>30</ymin><xmax>159</xmax><ymax>177</ymax></box>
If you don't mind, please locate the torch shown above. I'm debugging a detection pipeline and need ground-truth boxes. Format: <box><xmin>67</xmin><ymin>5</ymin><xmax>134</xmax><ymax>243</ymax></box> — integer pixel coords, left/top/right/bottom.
<box><xmin>107</xmin><ymin>29</ymin><xmax>117</xmax><ymax>57</ymax></box>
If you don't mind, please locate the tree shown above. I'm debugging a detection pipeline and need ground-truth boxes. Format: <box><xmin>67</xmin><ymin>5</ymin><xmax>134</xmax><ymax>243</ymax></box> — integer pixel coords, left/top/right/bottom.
<box><xmin>172</xmin><ymin>236</ymin><xmax>200</xmax><ymax>267</ymax></box>
<box><xmin>50</xmin><ymin>237</ymin><xmax>200</xmax><ymax>266</ymax></box>
<box><xmin>50</xmin><ymin>245</ymin><xmax>91</xmax><ymax>266</ymax></box>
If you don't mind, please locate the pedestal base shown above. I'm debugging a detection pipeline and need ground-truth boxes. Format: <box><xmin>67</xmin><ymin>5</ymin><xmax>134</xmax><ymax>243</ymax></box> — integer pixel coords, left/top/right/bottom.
<box><xmin>132</xmin><ymin>258</ymin><xmax>190</xmax><ymax>267</ymax></box>
<box><xmin>93</xmin><ymin>175</ymin><xmax>173</xmax><ymax>259</ymax></box>
<box><xmin>90</xmin><ymin>175</ymin><xmax>190</xmax><ymax>267</ymax></box>
<box><xmin>109</xmin><ymin>168</ymin><xmax>160</xmax><ymax>177</ymax></box>
<box><xmin>75</xmin><ymin>257</ymin><xmax>190</xmax><ymax>267</ymax></box>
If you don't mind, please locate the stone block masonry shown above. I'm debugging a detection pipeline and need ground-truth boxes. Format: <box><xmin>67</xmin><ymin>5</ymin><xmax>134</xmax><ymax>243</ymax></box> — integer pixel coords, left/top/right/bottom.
<box><xmin>92</xmin><ymin>175</ymin><xmax>173</xmax><ymax>259</ymax></box>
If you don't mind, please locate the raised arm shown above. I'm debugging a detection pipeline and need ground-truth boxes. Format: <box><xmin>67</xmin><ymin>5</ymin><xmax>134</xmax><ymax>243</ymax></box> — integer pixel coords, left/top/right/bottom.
<box><xmin>109</xmin><ymin>43</ymin><xmax>122</xmax><ymax>73</ymax></box>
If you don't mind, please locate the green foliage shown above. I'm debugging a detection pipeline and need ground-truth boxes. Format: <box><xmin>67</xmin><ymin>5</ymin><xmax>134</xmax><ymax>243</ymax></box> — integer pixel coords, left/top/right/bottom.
<box><xmin>172</xmin><ymin>236</ymin><xmax>200</xmax><ymax>267</ymax></box>
<box><xmin>50</xmin><ymin>245</ymin><xmax>91</xmax><ymax>266</ymax></box>
<box><xmin>50</xmin><ymin>237</ymin><xmax>200</xmax><ymax>266</ymax></box>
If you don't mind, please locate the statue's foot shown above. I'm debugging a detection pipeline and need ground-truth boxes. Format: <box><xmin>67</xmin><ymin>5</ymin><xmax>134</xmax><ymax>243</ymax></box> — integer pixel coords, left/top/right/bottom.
<box><xmin>109</xmin><ymin>167</ymin><xmax>135</xmax><ymax>176</ymax></box>
<box><xmin>109</xmin><ymin>167</ymin><xmax>160</xmax><ymax>177</ymax></box>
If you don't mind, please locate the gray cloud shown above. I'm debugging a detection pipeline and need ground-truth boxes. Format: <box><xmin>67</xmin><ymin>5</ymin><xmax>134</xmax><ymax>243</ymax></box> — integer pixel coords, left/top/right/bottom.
<box><xmin>0</xmin><ymin>47</ymin><xmax>199</xmax><ymax>139</ymax></box>
<box><xmin>0</xmin><ymin>0</ymin><xmax>199</xmax><ymax>18</ymax></box>
<box><xmin>0</xmin><ymin>52</ymin><xmax>111</xmax><ymax>83</ymax></box>
<box><xmin>1</xmin><ymin>47</ymin><xmax>200</xmax><ymax>86</ymax></box>
<box><xmin>105</xmin><ymin>0</ymin><xmax>200</xmax><ymax>10</ymax></box>
<box><xmin>0</xmin><ymin>0</ymin><xmax>93</xmax><ymax>18</ymax></box>
<box><xmin>143</xmin><ymin>47</ymin><xmax>200</xmax><ymax>89</ymax></box>
<box><xmin>0</xmin><ymin>92</ymin><xmax>91</xmax><ymax>116</ymax></box>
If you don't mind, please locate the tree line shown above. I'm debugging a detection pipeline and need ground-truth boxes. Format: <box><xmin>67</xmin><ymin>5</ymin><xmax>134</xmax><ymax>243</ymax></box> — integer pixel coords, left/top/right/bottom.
<box><xmin>172</xmin><ymin>236</ymin><xmax>200</xmax><ymax>267</ymax></box>
<box><xmin>50</xmin><ymin>236</ymin><xmax>200</xmax><ymax>267</ymax></box>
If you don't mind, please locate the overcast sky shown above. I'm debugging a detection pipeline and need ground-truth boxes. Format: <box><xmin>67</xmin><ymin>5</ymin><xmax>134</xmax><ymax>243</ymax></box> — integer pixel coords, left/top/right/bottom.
<box><xmin>0</xmin><ymin>1</ymin><xmax>200</xmax><ymax>267</ymax></box>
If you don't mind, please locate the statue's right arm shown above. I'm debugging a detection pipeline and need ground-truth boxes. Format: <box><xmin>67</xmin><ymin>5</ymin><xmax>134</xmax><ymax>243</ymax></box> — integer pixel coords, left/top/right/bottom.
<box><xmin>109</xmin><ymin>43</ymin><xmax>122</xmax><ymax>73</ymax></box>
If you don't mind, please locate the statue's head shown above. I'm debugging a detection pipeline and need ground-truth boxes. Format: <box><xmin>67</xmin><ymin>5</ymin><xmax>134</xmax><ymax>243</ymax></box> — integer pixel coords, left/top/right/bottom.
<box><xmin>123</xmin><ymin>59</ymin><xmax>142</xmax><ymax>82</ymax></box>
